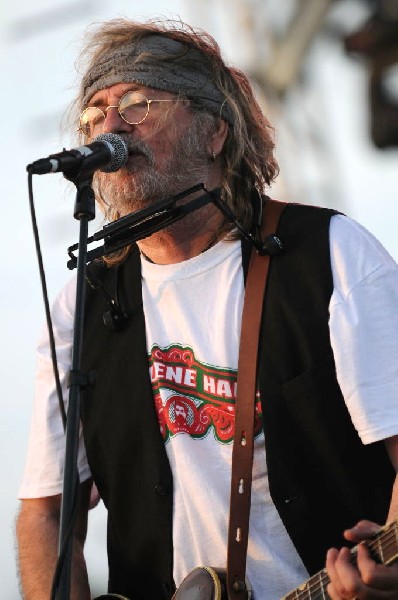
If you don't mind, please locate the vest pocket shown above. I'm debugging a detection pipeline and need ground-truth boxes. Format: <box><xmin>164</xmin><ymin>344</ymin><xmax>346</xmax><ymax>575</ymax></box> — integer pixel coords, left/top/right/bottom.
<box><xmin>280</xmin><ymin>350</ymin><xmax>338</xmax><ymax>403</ymax></box>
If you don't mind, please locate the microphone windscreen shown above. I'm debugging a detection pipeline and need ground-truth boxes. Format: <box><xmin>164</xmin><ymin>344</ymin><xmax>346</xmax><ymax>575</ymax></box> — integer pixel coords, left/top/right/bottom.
<box><xmin>94</xmin><ymin>133</ymin><xmax>129</xmax><ymax>172</ymax></box>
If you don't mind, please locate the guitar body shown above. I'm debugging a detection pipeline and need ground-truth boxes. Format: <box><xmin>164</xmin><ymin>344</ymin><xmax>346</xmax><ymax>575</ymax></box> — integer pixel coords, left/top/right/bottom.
<box><xmin>94</xmin><ymin>521</ymin><xmax>398</xmax><ymax>600</ymax></box>
<box><xmin>172</xmin><ymin>567</ymin><xmax>252</xmax><ymax>600</ymax></box>
<box><xmin>93</xmin><ymin>569</ymin><xmax>227</xmax><ymax>600</ymax></box>
<box><xmin>94</xmin><ymin>568</ymin><xmax>243</xmax><ymax>600</ymax></box>
<box><xmin>172</xmin><ymin>567</ymin><xmax>227</xmax><ymax>600</ymax></box>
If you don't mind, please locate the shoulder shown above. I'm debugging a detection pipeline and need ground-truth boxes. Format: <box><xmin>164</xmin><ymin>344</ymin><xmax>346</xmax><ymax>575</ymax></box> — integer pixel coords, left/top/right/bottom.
<box><xmin>279</xmin><ymin>201</ymin><xmax>337</xmax><ymax>227</ymax></box>
<box><xmin>273</xmin><ymin>201</ymin><xmax>338</xmax><ymax>256</ymax></box>
<box><xmin>53</xmin><ymin>275</ymin><xmax>77</xmax><ymax>317</ymax></box>
<box><xmin>329</xmin><ymin>214</ymin><xmax>398</xmax><ymax>300</ymax></box>
<box><xmin>330</xmin><ymin>214</ymin><xmax>396</xmax><ymax>266</ymax></box>
<box><xmin>35</xmin><ymin>275</ymin><xmax>77</xmax><ymax>365</ymax></box>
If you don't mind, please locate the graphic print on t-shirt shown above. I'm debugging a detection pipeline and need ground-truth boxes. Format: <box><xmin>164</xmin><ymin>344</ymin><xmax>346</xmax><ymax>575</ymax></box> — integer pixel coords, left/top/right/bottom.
<box><xmin>149</xmin><ymin>343</ymin><xmax>263</xmax><ymax>444</ymax></box>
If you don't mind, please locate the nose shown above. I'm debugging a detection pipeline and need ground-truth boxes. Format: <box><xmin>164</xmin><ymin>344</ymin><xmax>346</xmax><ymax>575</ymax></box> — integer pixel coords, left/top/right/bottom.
<box><xmin>102</xmin><ymin>106</ymin><xmax>132</xmax><ymax>135</ymax></box>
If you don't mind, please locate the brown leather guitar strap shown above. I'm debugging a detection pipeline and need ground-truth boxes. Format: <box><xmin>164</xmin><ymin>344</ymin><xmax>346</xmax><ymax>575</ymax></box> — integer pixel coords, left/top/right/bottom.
<box><xmin>226</xmin><ymin>199</ymin><xmax>287</xmax><ymax>599</ymax></box>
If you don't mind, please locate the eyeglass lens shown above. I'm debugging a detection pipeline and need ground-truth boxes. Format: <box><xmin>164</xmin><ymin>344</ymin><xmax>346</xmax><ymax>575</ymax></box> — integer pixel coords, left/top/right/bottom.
<box><xmin>79</xmin><ymin>91</ymin><xmax>150</xmax><ymax>137</ymax></box>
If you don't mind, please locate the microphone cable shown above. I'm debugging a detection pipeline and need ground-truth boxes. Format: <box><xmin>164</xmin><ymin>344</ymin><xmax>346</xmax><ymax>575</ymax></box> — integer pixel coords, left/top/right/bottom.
<box><xmin>27</xmin><ymin>172</ymin><xmax>80</xmax><ymax>600</ymax></box>
<box><xmin>27</xmin><ymin>172</ymin><xmax>66</xmax><ymax>429</ymax></box>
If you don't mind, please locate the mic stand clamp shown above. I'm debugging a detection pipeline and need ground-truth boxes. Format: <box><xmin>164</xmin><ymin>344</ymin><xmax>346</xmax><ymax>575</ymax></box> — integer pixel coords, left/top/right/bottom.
<box><xmin>66</xmin><ymin>185</ymin><xmax>284</xmax><ymax>270</ymax></box>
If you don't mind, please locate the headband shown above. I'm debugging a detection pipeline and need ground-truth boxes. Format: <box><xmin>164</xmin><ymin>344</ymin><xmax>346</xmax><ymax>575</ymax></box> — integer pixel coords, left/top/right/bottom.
<box><xmin>81</xmin><ymin>34</ymin><xmax>234</xmax><ymax>124</ymax></box>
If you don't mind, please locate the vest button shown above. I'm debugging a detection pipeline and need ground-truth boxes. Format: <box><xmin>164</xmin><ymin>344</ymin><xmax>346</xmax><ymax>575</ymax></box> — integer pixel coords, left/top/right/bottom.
<box><xmin>155</xmin><ymin>483</ymin><xmax>169</xmax><ymax>496</ymax></box>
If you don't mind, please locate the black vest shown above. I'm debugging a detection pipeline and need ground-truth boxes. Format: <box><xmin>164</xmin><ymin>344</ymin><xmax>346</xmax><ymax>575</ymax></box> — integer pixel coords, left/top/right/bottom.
<box><xmin>80</xmin><ymin>203</ymin><xmax>394</xmax><ymax>599</ymax></box>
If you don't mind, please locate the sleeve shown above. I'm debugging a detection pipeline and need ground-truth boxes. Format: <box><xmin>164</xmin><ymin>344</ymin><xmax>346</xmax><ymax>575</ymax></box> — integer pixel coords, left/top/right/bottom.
<box><xmin>18</xmin><ymin>275</ymin><xmax>92</xmax><ymax>499</ymax></box>
<box><xmin>329</xmin><ymin>214</ymin><xmax>398</xmax><ymax>445</ymax></box>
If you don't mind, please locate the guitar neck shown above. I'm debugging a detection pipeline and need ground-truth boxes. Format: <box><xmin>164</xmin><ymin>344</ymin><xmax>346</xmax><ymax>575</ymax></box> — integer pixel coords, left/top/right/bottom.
<box><xmin>281</xmin><ymin>521</ymin><xmax>398</xmax><ymax>600</ymax></box>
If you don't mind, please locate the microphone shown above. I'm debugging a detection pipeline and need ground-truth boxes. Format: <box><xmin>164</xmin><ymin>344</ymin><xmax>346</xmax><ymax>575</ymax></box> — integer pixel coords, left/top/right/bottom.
<box><xmin>27</xmin><ymin>133</ymin><xmax>129</xmax><ymax>177</ymax></box>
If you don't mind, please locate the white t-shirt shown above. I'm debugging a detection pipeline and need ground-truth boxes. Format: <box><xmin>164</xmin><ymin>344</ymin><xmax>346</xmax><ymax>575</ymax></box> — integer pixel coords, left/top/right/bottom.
<box><xmin>19</xmin><ymin>214</ymin><xmax>398</xmax><ymax>600</ymax></box>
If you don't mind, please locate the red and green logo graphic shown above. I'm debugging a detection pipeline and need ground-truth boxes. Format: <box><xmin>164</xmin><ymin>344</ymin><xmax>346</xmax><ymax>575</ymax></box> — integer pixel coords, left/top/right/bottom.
<box><xmin>149</xmin><ymin>344</ymin><xmax>263</xmax><ymax>444</ymax></box>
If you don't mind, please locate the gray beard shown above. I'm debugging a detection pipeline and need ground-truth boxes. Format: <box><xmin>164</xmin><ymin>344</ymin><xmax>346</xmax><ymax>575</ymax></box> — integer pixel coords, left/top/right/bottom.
<box><xmin>93</xmin><ymin>114</ymin><xmax>214</xmax><ymax>221</ymax></box>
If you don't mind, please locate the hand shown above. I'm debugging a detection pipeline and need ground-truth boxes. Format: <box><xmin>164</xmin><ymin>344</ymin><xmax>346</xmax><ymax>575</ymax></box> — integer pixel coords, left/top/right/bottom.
<box><xmin>326</xmin><ymin>520</ymin><xmax>398</xmax><ymax>599</ymax></box>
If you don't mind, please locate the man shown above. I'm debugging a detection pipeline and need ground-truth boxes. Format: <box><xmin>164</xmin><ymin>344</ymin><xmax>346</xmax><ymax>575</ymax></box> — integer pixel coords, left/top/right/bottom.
<box><xmin>16</xmin><ymin>17</ymin><xmax>398</xmax><ymax>600</ymax></box>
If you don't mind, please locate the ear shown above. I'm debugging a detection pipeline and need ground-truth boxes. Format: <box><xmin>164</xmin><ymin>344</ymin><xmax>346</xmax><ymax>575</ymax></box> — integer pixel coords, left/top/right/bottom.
<box><xmin>208</xmin><ymin>118</ymin><xmax>229</xmax><ymax>157</ymax></box>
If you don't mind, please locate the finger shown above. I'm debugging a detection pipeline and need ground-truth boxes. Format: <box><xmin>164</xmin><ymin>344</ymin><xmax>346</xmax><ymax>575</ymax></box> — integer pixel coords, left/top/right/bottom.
<box><xmin>326</xmin><ymin>547</ymin><xmax>361</xmax><ymax>599</ymax></box>
<box><xmin>326</xmin><ymin>547</ymin><xmax>345</xmax><ymax>599</ymax></box>
<box><xmin>356</xmin><ymin>543</ymin><xmax>398</xmax><ymax>591</ymax></box>
<box><xmin>344</xmin><ymin>520</ymin><xmax>382</xmax><ymax>543</ymax></box>
<box><xmin>356</xmin><ymin>542</ymin><xmax>379</xmax><ymax>587</ymax></box>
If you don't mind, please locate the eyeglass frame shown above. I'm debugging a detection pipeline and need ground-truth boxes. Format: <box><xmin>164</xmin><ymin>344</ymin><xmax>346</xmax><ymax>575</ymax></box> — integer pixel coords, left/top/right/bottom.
<box><xmin>77</xmin><ymin>90</ymin><xmax>179</xmax><ymax>138</ymax></box>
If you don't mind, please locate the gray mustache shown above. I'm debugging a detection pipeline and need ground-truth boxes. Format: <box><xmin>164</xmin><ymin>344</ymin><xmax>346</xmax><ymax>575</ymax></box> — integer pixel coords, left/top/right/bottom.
<box><xmin>119</xmin><ymin>135</ymin><xmax>154</xmax><ymax>163</ymax></box>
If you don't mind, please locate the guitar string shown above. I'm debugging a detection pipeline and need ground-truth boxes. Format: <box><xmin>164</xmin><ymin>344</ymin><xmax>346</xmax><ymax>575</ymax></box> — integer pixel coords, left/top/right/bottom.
<box><xmin>286</xmin><ymin>570</ymin><xmax>329</xmax><ymax>599</ymax></box>
<box><xmin>366</xmin><ymin>528</ymin><xmax>398</xmax><ymax>562</ymax></box>
<box><xmin>290</xmin><ymin>538</ymin><xmax>396</xmax><ymax>600</ymax></box>
<box><xmin>285</xmin><ymin>525</ymin><xmax>398</xmax><ymax>599</ymax></box>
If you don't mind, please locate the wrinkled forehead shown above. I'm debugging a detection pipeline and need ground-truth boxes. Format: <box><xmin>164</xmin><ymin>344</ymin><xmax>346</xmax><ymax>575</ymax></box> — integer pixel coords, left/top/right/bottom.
<box><xmin>81</xmin><ymin>34</ymin><xmax>233</xmax><ymax>123</ymax></box>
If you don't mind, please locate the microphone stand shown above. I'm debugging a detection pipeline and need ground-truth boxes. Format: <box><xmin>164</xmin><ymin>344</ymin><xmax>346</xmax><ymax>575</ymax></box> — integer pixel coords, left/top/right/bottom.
<box><xmin>56</xmin><ymin>172</ymin><xmax>95</xmax><ymax>600</ymax></box>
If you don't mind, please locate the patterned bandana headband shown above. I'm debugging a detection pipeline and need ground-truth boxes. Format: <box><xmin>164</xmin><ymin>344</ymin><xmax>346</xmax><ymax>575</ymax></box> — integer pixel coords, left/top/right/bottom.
<box><xmin>81</xmin><ymin>34</ymin><xmax>234</xmax><ymax>124</ymax></box>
